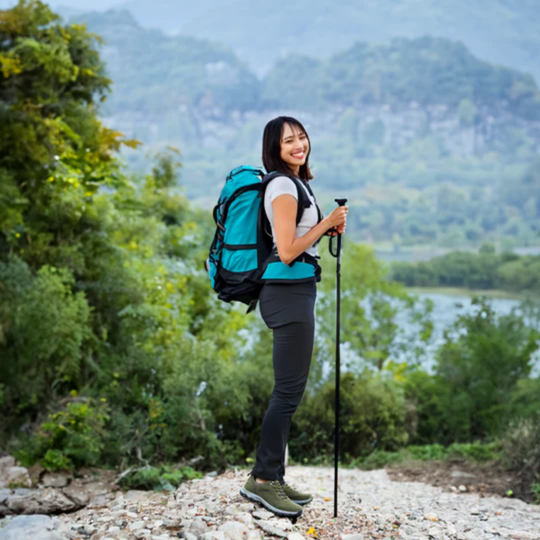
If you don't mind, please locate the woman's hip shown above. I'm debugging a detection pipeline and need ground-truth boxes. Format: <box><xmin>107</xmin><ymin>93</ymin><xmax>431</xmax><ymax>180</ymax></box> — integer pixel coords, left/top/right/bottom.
<box><xmin>258</xmin><ymin>280</ymin><xmax>316</xmax><ymax>328</ymax></box>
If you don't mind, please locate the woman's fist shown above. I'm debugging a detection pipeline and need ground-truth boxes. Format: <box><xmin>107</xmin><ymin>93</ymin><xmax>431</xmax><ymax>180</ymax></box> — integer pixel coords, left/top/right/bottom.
<box><xmin>325</xmin><ymin>205</ymin><xmax>348</xmax><ymax>228</ymax></box>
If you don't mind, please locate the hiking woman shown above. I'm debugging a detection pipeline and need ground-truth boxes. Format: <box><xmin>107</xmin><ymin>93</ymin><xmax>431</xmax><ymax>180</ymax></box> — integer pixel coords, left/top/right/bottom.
<box><xmin>239</xmin><ymin>116</ymin><xmax>348</xmax><ymax>518</ymax></box>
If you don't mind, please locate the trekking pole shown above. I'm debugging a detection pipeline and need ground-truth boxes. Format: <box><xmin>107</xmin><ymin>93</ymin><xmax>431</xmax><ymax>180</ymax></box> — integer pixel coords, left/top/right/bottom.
<box><xmin>329</xmin><ymin>197</ymin><xmax>348</xmax><ymax>518</ymax></box>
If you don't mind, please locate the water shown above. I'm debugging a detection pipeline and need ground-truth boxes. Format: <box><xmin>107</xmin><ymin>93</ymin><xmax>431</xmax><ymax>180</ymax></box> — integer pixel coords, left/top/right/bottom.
<box><xmin>323</xmin><ymin>290</ymin><xmax>540</xmax><ymax>379</ymax></box>
<box><xmin>413</xmin><ymin>291</ymin><xmax>539</xmax><ymax>377</ymax></box>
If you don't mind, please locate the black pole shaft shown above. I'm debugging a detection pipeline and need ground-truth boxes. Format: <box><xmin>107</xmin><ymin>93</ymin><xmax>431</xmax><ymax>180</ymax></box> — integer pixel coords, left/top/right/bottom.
<box><xmin>333</xmin><ymin>232</ymin><xmax>342</xmax><ymax>518</ymax></box>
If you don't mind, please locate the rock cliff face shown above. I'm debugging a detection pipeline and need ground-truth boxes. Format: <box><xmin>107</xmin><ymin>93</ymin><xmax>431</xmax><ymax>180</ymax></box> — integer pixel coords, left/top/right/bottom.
<box><xmin>103</xmin><ymin>102</ymin><xmax>540</xmax><ymax>158</ymax></box>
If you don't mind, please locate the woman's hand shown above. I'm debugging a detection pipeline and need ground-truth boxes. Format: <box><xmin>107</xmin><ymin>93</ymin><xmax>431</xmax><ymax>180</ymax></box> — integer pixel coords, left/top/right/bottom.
<box><xmin>324</xmin><ymin>205</ymin><xmax>348</xmax><ymax>236</ymax></box>
<box><xmin>326</xmin><ymin>223</ymin><xmax>346</xmax><ymax>236</ymax></box>
<box><xmin>325</xmin><ymin>205</ymin><xmax>348</xmax><ymax>228</ymax></box>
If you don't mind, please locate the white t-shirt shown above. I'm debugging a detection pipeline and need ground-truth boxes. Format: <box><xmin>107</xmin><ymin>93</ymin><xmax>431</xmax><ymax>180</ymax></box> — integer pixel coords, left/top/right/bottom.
<box><xmin>264</xmin><ymin>175</ymin><xmax>320</xmax><ymax>258</ymax></box>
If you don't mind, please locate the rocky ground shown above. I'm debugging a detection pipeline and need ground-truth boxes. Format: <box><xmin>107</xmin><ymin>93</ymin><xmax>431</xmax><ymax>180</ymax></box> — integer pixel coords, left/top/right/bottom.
<box><xmin>1</xmin><ymin>463</ymin><xmax>539</xmax><ymax>540</ymax></box>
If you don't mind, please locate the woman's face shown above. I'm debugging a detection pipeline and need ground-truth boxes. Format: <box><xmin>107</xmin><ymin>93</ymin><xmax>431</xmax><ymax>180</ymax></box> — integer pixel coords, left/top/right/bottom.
<box><xmin>280</xmin><ymin>122</ymin><xmax>309</xmax><ymax>175</ymax></box>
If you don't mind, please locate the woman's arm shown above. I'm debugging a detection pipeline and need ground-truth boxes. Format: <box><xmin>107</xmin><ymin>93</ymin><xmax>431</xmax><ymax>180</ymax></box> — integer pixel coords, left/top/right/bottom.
<box><xmin>272</xmin><ymin>194</ymin><xmax>333</xmax><ymax>265</ymax></box>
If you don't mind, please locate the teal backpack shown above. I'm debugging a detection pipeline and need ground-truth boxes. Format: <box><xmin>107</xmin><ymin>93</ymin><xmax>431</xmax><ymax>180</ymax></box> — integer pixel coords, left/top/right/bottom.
<box><xmin>205</xmin><ymin>165</ymin><xmax>324</xmax><ymax>313</ymax></box>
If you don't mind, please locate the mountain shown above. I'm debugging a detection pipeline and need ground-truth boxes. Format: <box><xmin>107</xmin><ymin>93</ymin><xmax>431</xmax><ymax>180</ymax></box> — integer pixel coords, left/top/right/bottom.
<box><xmin>115</xmin><ymin>0</ymin><xmax>540</xmax><ymax>83</ymax></box>
<box><xmin>66</xmin><ymin>9</ymin><xmax>540</xmax><ymax>249</ymax></box>
<box><xmin>70</xmin><ymin>10</ymin><xmax>260</xmax><ymax>116</ymax></box>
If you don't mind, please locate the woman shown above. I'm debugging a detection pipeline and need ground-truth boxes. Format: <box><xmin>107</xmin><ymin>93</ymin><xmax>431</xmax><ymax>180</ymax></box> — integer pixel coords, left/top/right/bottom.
<box><xmin>239</xmin><ymin>116</ymin><xmax>348</xmax><ymax>518</ymax></box>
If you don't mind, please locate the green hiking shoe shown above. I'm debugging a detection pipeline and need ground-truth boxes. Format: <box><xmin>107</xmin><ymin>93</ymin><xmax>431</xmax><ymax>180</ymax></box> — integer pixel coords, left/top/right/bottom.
<box><xmin>239</xmin><ymin>475</ymin><xmax>303</xmax><ymax>518</ymax></box>
<box><xmin>281</xmin><ymin>480</ymin><xmax>313</xmax><ymax>505</ymax></box>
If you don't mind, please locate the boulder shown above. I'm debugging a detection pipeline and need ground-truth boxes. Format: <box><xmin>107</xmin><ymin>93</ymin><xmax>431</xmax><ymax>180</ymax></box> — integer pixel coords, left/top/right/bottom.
<box><xmin>6</xmin><ymin>488</ymin><xmax>79</xmax><ymax>514</ymax></box>
<box><xmin>0</xmin><ymin>514</ymin><xmax>68</xmax><ymax>540</ymax></box>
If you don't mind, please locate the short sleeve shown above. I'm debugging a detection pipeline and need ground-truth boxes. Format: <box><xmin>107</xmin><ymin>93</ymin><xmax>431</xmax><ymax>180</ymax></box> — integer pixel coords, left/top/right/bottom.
<box><xmin>267</xmin><ymin>176</ymin><xmax>298</xmax><ymax>203</ymax></box>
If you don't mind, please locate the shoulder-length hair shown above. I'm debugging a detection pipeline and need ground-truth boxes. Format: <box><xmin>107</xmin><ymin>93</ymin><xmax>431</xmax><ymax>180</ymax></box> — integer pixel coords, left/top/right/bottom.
<box><xmin>262</xmin><ymin>116</ymin><xmax>314</xmax><ymax>182</ymax></box>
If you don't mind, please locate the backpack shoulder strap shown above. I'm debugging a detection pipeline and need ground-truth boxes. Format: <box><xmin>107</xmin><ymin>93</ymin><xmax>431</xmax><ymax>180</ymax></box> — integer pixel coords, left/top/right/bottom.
<box><xmin>262</xmin><ymin>172</ymin><xmax>309</xmax><ymax>226</ymax></box>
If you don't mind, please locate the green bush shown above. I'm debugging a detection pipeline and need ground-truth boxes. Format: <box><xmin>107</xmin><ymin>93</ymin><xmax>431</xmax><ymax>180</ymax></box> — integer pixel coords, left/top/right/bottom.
<box><xmin>290</xmin><ymin>371</ymin><xmax>409</xmax><ymax>462</ymax></box>
<box><xmin>353</xmin><ymin>450</ymin><xmax>404</xmax><ymax>470</ymax></box>
<box><xmin>119</xmin><ymin>465</ymin><xmax>202</xmax><ymax>491</ymax></box>
<box><xmin>433</xmin><ymin>298</ymin><xmax>538</xmax><ymax>442</ymax></box>
<box><xmin>446</xmin><ymin>441</ymin><xmax>502</xmax><ymax>462</ymax></box>
<box><xmin>15</xmin><ymin>396</ymin><xmax>110</xmax><ymax>470</ymax></box>
<box><xmin>407</xmin><ymin>443</ymin><xmax>447</xmax><ymax>460</ymax></box>
<box><xmin>500</xmin><ymin>413</ymin><xmax>540</xmax><ymax>501</ymax></box>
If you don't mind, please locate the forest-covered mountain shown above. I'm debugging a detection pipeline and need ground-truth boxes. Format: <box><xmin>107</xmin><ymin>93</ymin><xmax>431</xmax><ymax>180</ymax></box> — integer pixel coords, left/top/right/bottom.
<box><xmin>69</xmin><ymin>9</ymin><xmax>540</xmax><ymax>251</ymax></box>
<box><xmin>113</xmin><ymin>0</ymin><xmax>540</xmax><ymax>84</ymax></box>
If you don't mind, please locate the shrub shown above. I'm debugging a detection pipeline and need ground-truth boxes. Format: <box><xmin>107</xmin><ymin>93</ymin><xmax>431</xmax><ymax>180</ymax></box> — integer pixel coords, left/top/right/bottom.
<box><xmin>500</xmin><ymin>412</ymin><xmax>540</xmax><ymax>501</ymax></box>
<box><xmin>290</xmin><ymin>371</ymin><xmax>408</xmax><ymax>462</ymax></box>
<box><xmin>15</xmin><ymin>396</ymin><xmax>110</xmax><ymax>470</ymax></box>
<box><xmin>119</xmin><ymin>465</ymin><xmax>202</xmax><ymax>491</ymax></box>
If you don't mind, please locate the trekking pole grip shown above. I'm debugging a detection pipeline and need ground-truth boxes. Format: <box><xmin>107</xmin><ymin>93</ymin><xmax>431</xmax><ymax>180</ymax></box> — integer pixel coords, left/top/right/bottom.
<box><xmin>329</xmin><ymin>197</ymin><xmax>348</xmax><ymax>258</ymax></box>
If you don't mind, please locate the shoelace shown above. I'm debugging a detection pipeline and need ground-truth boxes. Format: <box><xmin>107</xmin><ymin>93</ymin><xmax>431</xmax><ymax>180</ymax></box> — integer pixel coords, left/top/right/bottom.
<box><xmin>268</xmin><ymin>480</ymin><xmax>289</xmax><ymax>500</ymax></box>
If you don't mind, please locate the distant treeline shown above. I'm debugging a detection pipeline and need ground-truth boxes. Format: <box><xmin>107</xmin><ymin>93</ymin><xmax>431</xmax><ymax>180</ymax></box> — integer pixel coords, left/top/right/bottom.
<box><xmin>76</xmin><ymin>10</ymin><xmax>540</xmax><ymax>119</ymax></box>
<box><xmin>390</xmin><ymin>246</ymin><xmax>540</xmax><ymax>293</ymax></box>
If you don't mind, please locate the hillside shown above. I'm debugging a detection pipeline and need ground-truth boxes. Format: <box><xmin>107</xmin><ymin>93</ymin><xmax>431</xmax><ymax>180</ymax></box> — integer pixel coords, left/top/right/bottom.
<box><xmin>117</xmin><ymin>0</ymin><xmax>540</xmax><ymax>83</ymax></box>
<box><xmin>70</xmin><ymin>9</ymin><xmax>540</xmax><ymax>250</ymax></box>
<box><xmin>71</xmin><ymin>10</ymin><xmax>260</xmax><ymax>117</ymax></box>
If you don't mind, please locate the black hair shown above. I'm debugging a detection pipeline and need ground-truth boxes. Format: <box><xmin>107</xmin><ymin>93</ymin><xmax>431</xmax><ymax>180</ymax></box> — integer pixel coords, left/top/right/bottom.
<box><xmin>262</xmin><ymin>116</ymin><xmax>314</xmax><ymax>182</ymax></box>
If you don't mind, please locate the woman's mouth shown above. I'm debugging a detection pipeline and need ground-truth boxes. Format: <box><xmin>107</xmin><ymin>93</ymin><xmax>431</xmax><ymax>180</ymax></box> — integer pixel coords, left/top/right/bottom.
<box><xmin>291</xmin><ymin>151</ymin><xmax>305</xmax><ymax>159</ymax></box>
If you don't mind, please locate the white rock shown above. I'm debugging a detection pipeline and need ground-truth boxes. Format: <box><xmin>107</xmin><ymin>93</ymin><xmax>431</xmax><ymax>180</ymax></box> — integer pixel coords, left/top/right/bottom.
<box><xmin>218</xmin><ymin>520</ymin><xmax>250</xmax><ymax>539</ymax></box>
<box><xmin>288</xmin><ymin>533</ymin><xmax>307</xmax><ymax>540</ymax></box>
<box><xmin>199</xmin><ymin>532</ymin><xmax>226</xmax><ymax>540</ymax></box>
<box><xmin>255</xmin><ymin>519</ymin><xmax>288</xmax><ymax>538</ymax></box>
<box><xmin>252</xmin><ymin>510</ymin><xmax>273</xmax><ymax>520</ymax></box>
<box><xmin>5</xmin><ymin>467</ymin><xmax>32</xmax><ymax>488</ymax></box>
<box><xmin>129</xmin><ymin>520</ymin><xmax>146</xmax><ymax>531</ymax></box>
<box><xmin>189</xmin><ymin>517</ymin><xmax>208</xmax><ymax>535</ymax></box>
<box><xmin>233</xmin><ymin>512</ymin><xmax>253</xmax><ymax>525</ymax></box>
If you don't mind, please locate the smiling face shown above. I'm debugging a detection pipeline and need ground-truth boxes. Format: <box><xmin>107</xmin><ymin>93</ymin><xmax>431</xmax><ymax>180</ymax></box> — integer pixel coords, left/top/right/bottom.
<box><xmin>280</xmin><ymin>122</ymin><xmax>310</xmax><ymax>177</ymax></box>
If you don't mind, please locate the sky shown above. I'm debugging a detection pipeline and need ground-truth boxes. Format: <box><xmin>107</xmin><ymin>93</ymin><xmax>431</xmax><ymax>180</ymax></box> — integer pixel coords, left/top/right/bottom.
<box><xmin>0</xmin><ymin>0</ymin><xmax>125</xmax><ymax>10</ymax></box>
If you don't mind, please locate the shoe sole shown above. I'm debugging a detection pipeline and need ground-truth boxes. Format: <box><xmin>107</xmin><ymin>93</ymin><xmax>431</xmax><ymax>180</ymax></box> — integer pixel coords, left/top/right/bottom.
<box><xmin>291</xmin><ymin>496</ymin><xmax>313</xmax><ymax>505</ymax></box>
<box><xmin>239</xmin><ymin>487</ymin><xmax>303</xmax><ymax>518</ymax></box>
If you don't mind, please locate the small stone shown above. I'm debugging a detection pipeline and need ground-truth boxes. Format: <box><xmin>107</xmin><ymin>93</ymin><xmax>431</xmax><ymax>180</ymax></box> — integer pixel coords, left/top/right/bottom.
<box><xmin>41</xmin><ymin>472</ymin><xmax>71</xmax><ymax>488</ymax></box>
<box><xmin>458</xmin><ymin>485</ymin><xmax>467</xmax><ymax>492</ymax></box>
<box><xmin>189</xmin><ymin>517</ymin><xmax>208</xmax><ymax>535</ymax></box>
<box><xmin>233</xmin><ymin>512</ymin><xmax>253</xmax><ymax>525</ymax></box>
<box><xmin>127</xmin><ymin>511</ymin><xmax>139</xmax><ymax>518</ymax></box>
<box><xmin>341</xmin><ymin>535</ymin><xmax>365</xmax><ymax>540</ymax></box>
<box><xmin>255</xmin><ymin>520</ymin><xmax>288</xmax><ymax>538</ymax></box>
<box><xmin>288</xmin><ymin>534</ymin><xmax>307</xmax><ymax>540</ymax></box>
<box><xmin>79</xmin><ymin>523</ymin><xmax>96</xmax><ymax>535</ymax></box>
<box><xmin>252</xmin><ymin>510</ymin><xmax>273</xmax><ymax>520</ymax></box>
<box><xmin>4</xmin><ymin>467</ymin><xmax>32</xmax><ymax>488</ymax></box>
<box><xmin>199</xmin><ymin>532</ymin><xmax>226</xmax><ymax>540</ymax></box>
<box><xmin>134</xmin><ymin>529</ymin><xmax>152</xmax><ymax>539</ymax></box>
<box><xmin>124</xmin><ymin>490</ymin><xmax>150</xmax><ymax>501</ymax></box>
<box><xmin>130</xmin><ymin>520</ymin><xmax>146</xmax><ymax>531</ymax></box>
<box><xmin>218</xmin><ymin>520</ymin><xmax>249</xmax><ymax>536</ymax></box>
<box><xmin>108</xmin><ymin>526</ymin><xmax>121</xmax><ymax>534</ymax></box>
<box><xmin>424</xmin><ymin>512</ymin><xmax>438</xmax><ymax>522</ymax></box>
<box><xmin>506</xmin><ymin>532</ymin><xmax>539</xmax><ymax>540</ymax></box>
